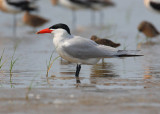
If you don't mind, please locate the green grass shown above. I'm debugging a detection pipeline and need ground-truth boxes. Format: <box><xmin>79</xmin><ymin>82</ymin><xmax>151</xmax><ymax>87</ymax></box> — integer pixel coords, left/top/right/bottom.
<box><xmin>0</xmin><ymin>49</ymin><xmax>7</xmax><ymax>70</ymax></box>
<box><xmin>9</xmin><ymin>46</ymin><xmax>18</xmax><ymax>88</ymax></box>
<box><xmin>10</xmin><ymin>48</ymin><xmax>18</xmax><ymax>76</ymax></box>
<box><xmin>46</xmin><ymin>50</ymin><xmax>60</xmax><ymax>77</ymax></box>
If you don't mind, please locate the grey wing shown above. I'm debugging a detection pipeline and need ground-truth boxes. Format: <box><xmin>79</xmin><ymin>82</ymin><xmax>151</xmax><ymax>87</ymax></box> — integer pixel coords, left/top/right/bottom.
<box><xmin>62</xmin><ymin>37</ymin><xmax>118</xmax><ymax>59</ymax></box>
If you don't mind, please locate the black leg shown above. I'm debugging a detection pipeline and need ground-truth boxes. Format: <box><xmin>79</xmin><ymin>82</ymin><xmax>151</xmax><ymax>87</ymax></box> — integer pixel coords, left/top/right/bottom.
<box><xmin>75</xmin><ymin>64</ymin><xmax>81</xmax><ymax>84</ymax></box>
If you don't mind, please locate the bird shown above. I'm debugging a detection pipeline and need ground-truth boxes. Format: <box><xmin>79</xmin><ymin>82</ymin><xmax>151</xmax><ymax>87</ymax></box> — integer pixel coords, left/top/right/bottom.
<box><xmin>51</xmin><ymin>0</ymin><xmax>114</xmax><ymax>28</ymax></box>
<box><xmin>52</xmin><ymin>0</ymin><xmax>90</xmax><ymax>28</ymax></box>
<box><xmin>138</xmin><ymin>21</ymin><xmax>159</xmax><ymax>38</ymax></box>
<box><xmin>91</xmin><ymin>35</ymin><xmax>120</xmax><ymax>48</ymax></box>
<box><xmin>37</xmin><ymin>23</ymin><xmax>143</xmax><ymax>84</ymax></box>
<box><xmin>144</xmin><ymin>0</ymin><xmax>160</xmax><ymax>13</ymax></box>
<box><xmin>0</xmin><ymin>0</ymin><xmax>37</xmax><ymax>36</ymax></box>
<box><xmin>88</xmin><ymin>0</ymin><xmax>115</xmax><ymax>26</ymax></box>
<box><xmin>23</xmin><ymin>11</ymin><xmax>49</xmax><ymax>32</ymax></box>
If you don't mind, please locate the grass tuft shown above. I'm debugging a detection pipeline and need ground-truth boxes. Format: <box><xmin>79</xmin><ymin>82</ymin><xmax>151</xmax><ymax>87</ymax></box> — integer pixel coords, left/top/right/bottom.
<box><xmin>10</xmin><ymin>47</ymin><xmax>18</xmax><ymax>76</ymax></box>
<box><xmin>46</xmin><ymin>50</ymin><xmax>60</xmax><ymax>77</ymax></box>
<box><xmin>0</xmin><ymin>49</ymin><xmax>7</xmax><ymax>70</ymax></box>
<box><xmin>9</xmin><ymin>46</ymin><xmax>18</xmax><ymax>88</ymax></box>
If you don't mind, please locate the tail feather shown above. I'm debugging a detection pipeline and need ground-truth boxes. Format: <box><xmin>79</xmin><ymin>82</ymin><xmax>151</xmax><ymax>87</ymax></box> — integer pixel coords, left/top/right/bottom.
<box><xmin>115</xmin><ymin>50</ymin><xmax>143</xmax><ymax>57</ymax></box>
<box><xmin>117</xmin><ymin>54</ymin><xmax>143</xmax><ymax>57</ymax></box>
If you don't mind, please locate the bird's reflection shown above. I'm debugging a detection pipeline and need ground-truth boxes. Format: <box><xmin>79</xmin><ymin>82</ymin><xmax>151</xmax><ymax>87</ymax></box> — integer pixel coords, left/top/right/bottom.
<box><xmin>137</xmin><ymin>41</ymin><xmax>158</xmax><ymax>49</ymax></box>
<box><xmin>59</xmin><ymin>59</ymin><xmax>75</xmax><ymax>76</ymax></box>
<box><xmin>137</xmin><ymin>41</ymin><xmax>160</xmax><ymax>80</ymax></box>
<box><xmin>144</xmin><ymin>66</ymin><xmax>152</xmax><ymax>79</ymax></box>
<box><xmin>90</xmin><ymin>62</ymin><xmax>118</xmax><ymax>84</ymax></box>
<box><xmin>143</xmin><ymin>65</ymin><xmax>160</xmax><ymax>80</ymax></box>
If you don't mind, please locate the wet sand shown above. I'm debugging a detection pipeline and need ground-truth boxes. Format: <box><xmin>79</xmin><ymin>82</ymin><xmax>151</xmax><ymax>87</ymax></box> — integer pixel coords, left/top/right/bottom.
<box><xmin>0</xmin><ymin>85</ymin><xmax>160</xmax><ymax>114</ymax></box>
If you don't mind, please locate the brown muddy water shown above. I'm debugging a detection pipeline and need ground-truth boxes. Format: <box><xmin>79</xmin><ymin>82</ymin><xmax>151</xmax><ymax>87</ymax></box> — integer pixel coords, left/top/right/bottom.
<box><xmin>0</xmin><ymin>0</ymin><xmax>160</xmax><ymax>114</ymax></box>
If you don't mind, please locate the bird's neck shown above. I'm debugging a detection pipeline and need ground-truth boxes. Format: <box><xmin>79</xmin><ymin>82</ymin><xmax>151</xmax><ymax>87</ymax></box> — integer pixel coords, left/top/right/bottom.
<box><xmin>53</xmin><ymin>31</ymin><xmax>72</xmax><ymax>47</ymax></box>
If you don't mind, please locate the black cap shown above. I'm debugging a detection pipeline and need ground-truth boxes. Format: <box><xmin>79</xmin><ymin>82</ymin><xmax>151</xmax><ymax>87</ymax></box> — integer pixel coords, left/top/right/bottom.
<box><xmin>49</xmin><ymin>23</ymin><xmax>71</xmax><ymax>35</ymax></box>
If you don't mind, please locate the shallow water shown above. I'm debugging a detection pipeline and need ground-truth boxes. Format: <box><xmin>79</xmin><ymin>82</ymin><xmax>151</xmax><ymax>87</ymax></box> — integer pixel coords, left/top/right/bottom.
<box><xmin>0</xmin><ymin>0</ymin><xmax>159</xmax><ymax>89</ymax></box>
<box><xmin>0</xmin><ymin>0</ymin><xmax>160</xmax><ymax>113</ymax></box>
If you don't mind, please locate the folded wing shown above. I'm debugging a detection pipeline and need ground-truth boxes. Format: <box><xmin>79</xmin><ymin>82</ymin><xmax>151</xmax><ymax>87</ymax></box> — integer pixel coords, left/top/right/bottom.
<box><xmin>62</xmin><ymin>37</ymin><xmax>142</xmax><ymax>59</ymax></box>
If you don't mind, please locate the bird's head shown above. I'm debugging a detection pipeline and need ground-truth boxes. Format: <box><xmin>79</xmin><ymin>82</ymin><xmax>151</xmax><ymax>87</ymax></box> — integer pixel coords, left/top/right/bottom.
<box><xmin>37</xmin><ymin>23</ymin><xmax>71</xmax><ymax>35</ymax></box>
<box><xmin>138</xmin><ymin>21</ymin><xmax>149</xmax><ymax>32</ymax></box>
<box><xmin>91</xmin><ymin>35</ymin><xmax>98</xmax><ymax>41</ymax></box>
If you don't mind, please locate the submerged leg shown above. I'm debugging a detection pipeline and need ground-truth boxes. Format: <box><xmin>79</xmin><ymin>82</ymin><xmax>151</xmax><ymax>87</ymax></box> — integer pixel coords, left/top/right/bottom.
<box><xmin>75</xmin><ymin>64</ymin><xmax>81</xmax><ymax>84</ymax></box>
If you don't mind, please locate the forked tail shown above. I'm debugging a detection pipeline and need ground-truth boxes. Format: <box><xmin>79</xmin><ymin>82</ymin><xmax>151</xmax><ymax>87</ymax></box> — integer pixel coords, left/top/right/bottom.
<box><xmin>115</xmin><ymin>50</ymin><xmax>143</xmax><ymax>57</ymax></box>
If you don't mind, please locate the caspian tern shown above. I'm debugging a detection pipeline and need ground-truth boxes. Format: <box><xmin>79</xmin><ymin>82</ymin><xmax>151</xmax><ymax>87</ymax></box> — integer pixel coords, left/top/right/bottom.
<box><xmin>138</xmin><ymin>21</ymin><xmax>159</xmax><ymax>38</ymax></box>
<box><xmin>91</xmin><ymin>35</ymin><xmax>120</xmax><ymax>48</ymax></box>
<box><xmin>37</xmin><ymin>23</ymin><xmax>143</xmax><ymax>84</ymax></box>
<box><xmin>144</xmin><ymin>0</ymin><xmax>160</xmax><ymax>13</ymax></box>
<box><xmin>23</xmin><ymin>11</ymin><xmax>49</xmax><ymax>32</ymax></box>
<box><xmin>0</xmin><ymin>0</ymin><xmax>37</xmax><ymax>35</ymax></box>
